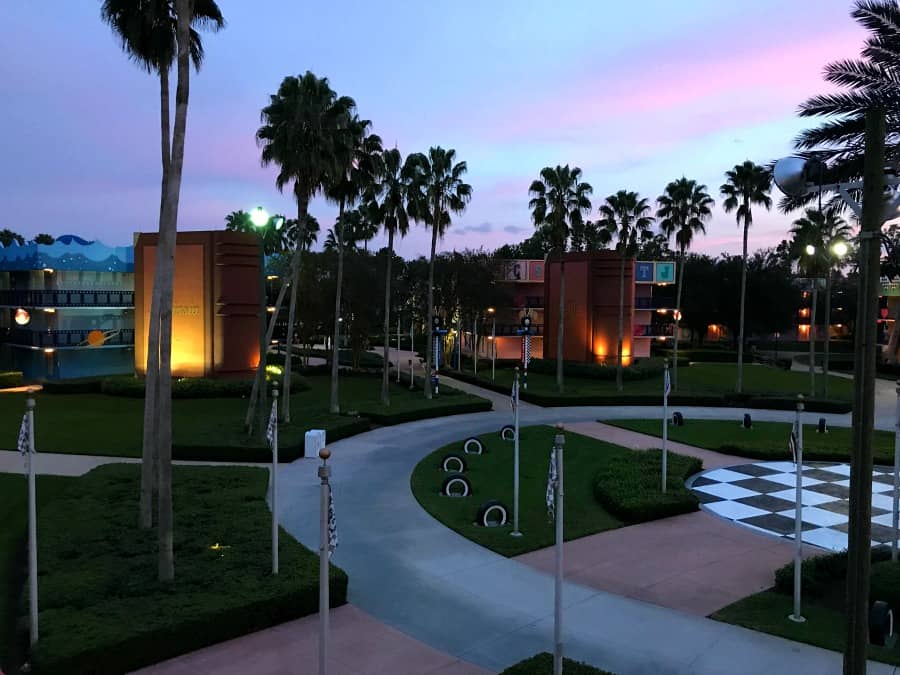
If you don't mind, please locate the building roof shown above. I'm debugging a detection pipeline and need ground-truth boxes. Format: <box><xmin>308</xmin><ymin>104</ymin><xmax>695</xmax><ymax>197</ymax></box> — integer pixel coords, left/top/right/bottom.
<box><xmin>0</xmin><ymin>235</ymin><xmax>133</xmax><ymax>272</ymax></box>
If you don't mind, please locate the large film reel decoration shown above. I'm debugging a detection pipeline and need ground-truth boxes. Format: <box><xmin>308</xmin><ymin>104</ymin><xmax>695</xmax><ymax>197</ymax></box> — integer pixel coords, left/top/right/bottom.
<box><xmin>463</xmin><ymin>437</ymin><xmax>484</xmax><ymax>455</ymax></box>
<box><xmin>441</xmin><ymin>454</ymin><xmax>467</xmax><ymax>473</ymax></box>
<box><xmin>476</xmin><ymin>500</ymin><xmax>509</xmax><ymax>527</ymax></box>
<box><xmin>441</xmin><ymin>473</ymin><xmax>471</xmax><ymax>497</ymax></box>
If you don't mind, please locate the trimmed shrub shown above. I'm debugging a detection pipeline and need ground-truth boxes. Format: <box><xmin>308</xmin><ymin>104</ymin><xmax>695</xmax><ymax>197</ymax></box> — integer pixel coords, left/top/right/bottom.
<box><xmin>363</xmin><ymin>400</ymin><xmax>491</xmax><ymax>426</ymax></box>
<box><xmin>774</xmin><ymin>547</ymin><xmax>892</xmax><ymax>609</ymax></box>
<box><xmin>100</xmin><ymin>375</ymin><xmax>310</xmax><ymax>399</ymax></box>
<box><xmin>41</xmin><ymin>378</ymin><xmax>103</xmax><ymax>394</ymax></box>
<box><xmin>500</xmin><ymin>652</ymin><xmax>614</xmax><ymax>675</ymax></box>
<box><xmin>0</xmin><ymin>371</ymin><xmax>24</xmax><ymax>389</ymax></box>
<box><xmin>871</xmin><ymin>560</ymin><xmax>900</xmax><ymax>613</ymax></box>
<box><xmin>526</xmin><ymin>356</ymin><xmax>686</xmax><ymax>381</ymax></box>
<box><xmin>593</xmin><ymin>449</ymin><xmax>701</xmax><ymax>524</ymax></box>
<box><xmin>660</xmin><ymin>349</ymin><xmax>752</xmax><ymax>363</ymax></box>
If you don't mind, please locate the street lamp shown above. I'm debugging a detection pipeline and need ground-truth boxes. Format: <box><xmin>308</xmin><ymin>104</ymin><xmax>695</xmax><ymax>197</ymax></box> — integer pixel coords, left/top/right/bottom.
<box><xmin>487</xmin><ymin>307</ymin><xmax>496</xmax><ymax>381</ymax></box>
<box><xmin>805</xmin><ymin>244</ymin><xmax>816</xmax><ymax>256</ymax></box>
<box><xmin>832</xmin><ymin>241</ymin><xmax>849</xmax><ymax>258</ymax></box>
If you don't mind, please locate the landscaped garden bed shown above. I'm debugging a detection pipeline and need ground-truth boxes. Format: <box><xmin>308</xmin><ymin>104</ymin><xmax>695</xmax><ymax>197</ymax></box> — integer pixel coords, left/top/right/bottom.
<box><xmin>3</xmin><ymin>464</ymin><xmax>347</xmax><ymax>675</ymax></box>
<box><xmin>410</xmin><ymin>425</ymin><xmax>701</xmax><ymax>557</ymax></box>
<box><xmin>500</xmin><ymin>652</ymin><xmax>614</xmax><ymax>674</ymax></box>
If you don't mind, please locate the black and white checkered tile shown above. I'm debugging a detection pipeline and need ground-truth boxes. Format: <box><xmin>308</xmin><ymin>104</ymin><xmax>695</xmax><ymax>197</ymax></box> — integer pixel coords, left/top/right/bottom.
<box><xmin>688</xmin><ymin>461</ymin><xmax>900</xmax><ymax>552</ymax></box>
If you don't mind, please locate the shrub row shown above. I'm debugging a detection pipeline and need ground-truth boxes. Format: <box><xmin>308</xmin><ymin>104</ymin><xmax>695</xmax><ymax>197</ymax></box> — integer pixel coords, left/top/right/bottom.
<box><xmin>0</xmin><ymin>371</ymin><xmax>24</xmax><ymax>389</ymax></box>
<box><xmin>658</xmin><ymin>349</ymin><xmax>752</xmax><ymax>363</ymax></box>
<box><xmin>500</xmin><ymin>652</ymin><xmax>614</xmax><ymax>675</ymax></box>
<box><xmin>526</xmin><ymin>356</ymin><xmax>687</xmax><ymax>381</ymax></box>
<box><xmin>41</xmin><ymin>375</ymin><xmax>310</xmax><ymax>398</ymax></box>
<box><xmin>593</xmin><ymin>449</ymin><xmax>701</xmax><ymax>524</ymax></box>
<box><xmin>362</xmin><ymin>399</ymin><xmax>491</xmax><ymax>426</ymax></box>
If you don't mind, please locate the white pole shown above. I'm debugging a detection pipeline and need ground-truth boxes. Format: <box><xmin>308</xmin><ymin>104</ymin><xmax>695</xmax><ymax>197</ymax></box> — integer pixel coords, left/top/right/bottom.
<box><xmin>27</xmin><ymin>394</ymin><xmax>38</xmax><ymax>646</ymax></box>
<box><xmin>271</xmin><ymin>384</ymin><xmax>279</xmax><ymax>576</ymax></box>
<box><xmin>474</xmin><ymin>318</ymin><xmax>478</xmax><ymax>378</ymax></box>
<box><xmin>491</xmin><ymin>317</ymin><xmax>496</xmax><ymax>382</ymax></box>
<box><xmin>318</xmin><ymin>448</ymin><xmax>332</xmax><ymax>675</ymax></box>
<box><xmin>512</xmin><ymin>368</ymin><xmax>521</xmax><ymax>537</ymax></box>
<box><xmin>662</xmin><ymin>359</ymin><xmax>669</xmax><ymax>493</ymax></box>
<box><xmin>396</xmin><ymin>317</ymin><xmax>401</xmax><ymax>383</ymax></box>
<box><xmin>893</xmin><ymin>380</ymin><xmax>900</xmax><ymax>562</ymax></box>
<box><xmin>790</xmin><ymin>395</ymin><xmax>805</xmax><ymax>623</ymax></box>
<box><xmin>553</xmin><ymin>423</ymin><xmax>565</xmax><ymax>675</ymax></box>
<box><xmin>456</xmin><ymin>313</ymin><xmax>462</xmax><ymax>372</ymax></box>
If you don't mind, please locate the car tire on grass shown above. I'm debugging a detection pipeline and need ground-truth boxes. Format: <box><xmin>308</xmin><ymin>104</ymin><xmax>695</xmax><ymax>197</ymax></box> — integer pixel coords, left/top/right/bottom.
<box><xmin>441</xmin><ymin>454</ymin><xmax>467</xmax><ymax>473</ymax></box>
<box><xmin>477</xmin><ymin>499</ymin><xmax>508</xmax><ymax>527</ymax></box>
<box><xmin>441</xmin><ymin>474</ymin><xmax>472</xmax><ymax>497</ymax></box>
<box><xmin>463</xmin><ymin>437</ymin><xmax>484</xmax><ymax>454</ymax></box>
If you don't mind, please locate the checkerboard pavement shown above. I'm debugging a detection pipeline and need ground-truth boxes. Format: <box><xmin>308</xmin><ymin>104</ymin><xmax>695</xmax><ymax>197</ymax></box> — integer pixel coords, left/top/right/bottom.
<box><xmin>688</xmin><ymin>461</ymin><xmax>900</xmax><ymax>552</ymax></box>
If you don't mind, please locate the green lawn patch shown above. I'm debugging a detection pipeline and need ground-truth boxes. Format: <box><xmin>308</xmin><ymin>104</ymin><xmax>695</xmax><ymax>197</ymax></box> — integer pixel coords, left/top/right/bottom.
<box><xmin>500</xmin><ymin>652</ymin><xmax>614</xmax><ymax>674</ymax></box>
<box><xmin>0</xmin><ymin>375</ymin><xmax>490</xmax><ymax>461</ymax></box>
<box><xmin>410</xmin><ymin>426</ymin><xmax>701</xmax><ymax>557</ymax></box>
<box><xmin>8</xmin><ymin>464</ymin><xmax>347</xmax><ymax>675</ymax></box>
<box><xmin>605</xmin><ymin>419</ymin><xmax>895</xmax><ymax>465</ymax></box>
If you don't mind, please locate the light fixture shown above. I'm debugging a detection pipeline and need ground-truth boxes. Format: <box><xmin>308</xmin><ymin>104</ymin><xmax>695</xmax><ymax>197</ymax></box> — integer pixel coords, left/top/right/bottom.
<box><xmin>43</xmin><ymin>348</ymin><xmax>55</xmax><ymax>354</ymax></box>
<box><xmin>42</xmin><ymin>268</ymin><xmax>54</xmax><ymax>274</ymax></box>
<box><xmin>832</xmin><ymin>241</ymin><xmax>849</xmax><ymax>257</ymax></box>
<box><xmin>249</xmin><ymin>206</ymin><xmax>270</xmax><ymax>227</ymax></box>
<box><xmin>14</xmin><ymin>308</ymin><xmax>30</xmax><ymax>326</ymax></box>
<box><xmin>42</xmin><ymin>308</ymin><xmax>55</xmax><ymax>313</ymax></box>
<box><xmin>267</xmin><ymin>306</ymin><xmax>276</xmax><ymax>313</ymax></box>
<box><xmin>805</xmin><ymin>244</ymin><xmax>816</xmax><ymax>256</ymax></box>
<box><xmin>266</xmin><ymin>275</ymin><xmax>279</xmax><ymax>281</ymax></box>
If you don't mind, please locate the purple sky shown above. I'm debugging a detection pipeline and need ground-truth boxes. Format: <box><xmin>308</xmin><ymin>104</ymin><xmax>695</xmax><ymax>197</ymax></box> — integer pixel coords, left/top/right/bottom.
<box><xmin>0</xmin><ymin>1</ymin><xmax>864</xmax><ymax>258</ymax></box>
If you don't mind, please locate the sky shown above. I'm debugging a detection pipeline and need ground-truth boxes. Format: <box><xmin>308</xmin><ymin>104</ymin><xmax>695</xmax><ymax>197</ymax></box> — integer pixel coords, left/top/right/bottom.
<box><xmin>0</xmin><ymin>1</ymin><xmax>865</xmax><ymax>259</ymax></box>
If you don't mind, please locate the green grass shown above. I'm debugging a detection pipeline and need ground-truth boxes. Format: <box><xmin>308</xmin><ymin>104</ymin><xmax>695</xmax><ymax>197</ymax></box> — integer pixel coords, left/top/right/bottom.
<box><xmin>8</xmin><ymin>464</ymin><xmax>347</xmax><ymax>675</ymax></box>
<box><xmin>605</xmin><ymin>419</ymin><xmax>896</xmax><ymax>465</ymax></box>
<box><xmin>712</xmin><ymin>590</ymin><xmax>900</xmax><ymax>667</ymax></box>
<box><xmin>0</xmin><ymin>375</ymin><xmax>489</xmax><ymax>459</ymax></box>
<box><xmin>410</xmin><ymin>426</ymin><xmax>701</xmax><ymax>557</ymax></box>
<box><xmin>0</xmin><ymin>474</ymin><xmax>76</xmax><ymax>673</ymax></box>
<box><xmin>500</xmin><ymin>652</ymin><xmax>614</xmax><ymax>674</ymax></box>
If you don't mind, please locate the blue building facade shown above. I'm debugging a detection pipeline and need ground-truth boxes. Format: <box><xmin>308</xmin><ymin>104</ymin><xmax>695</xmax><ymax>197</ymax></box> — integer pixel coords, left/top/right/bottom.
<box><xmin>0</xmin><ymin>235</ymin><xmax>135</xmax><ymax>380</ymax></box>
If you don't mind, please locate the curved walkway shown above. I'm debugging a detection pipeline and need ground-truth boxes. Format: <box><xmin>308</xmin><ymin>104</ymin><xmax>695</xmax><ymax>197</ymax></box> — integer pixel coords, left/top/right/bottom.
<box><xmin>276</xmin><ymin>404</ymin><xmax>895</xmax><ymax>675</ymax></box>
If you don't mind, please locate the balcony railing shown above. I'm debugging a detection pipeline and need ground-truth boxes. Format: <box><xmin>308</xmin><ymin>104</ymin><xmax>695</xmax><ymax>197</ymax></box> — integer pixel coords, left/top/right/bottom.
<box><xmin>5</xmin><ymin>328</ymin><xmax>135</xmax><ymax>348</ymax></box>
<box><xmin>492</xmin><ymin>323</ymin><xmax>544</xmax><ymax>337</ymax></box>
<box><xmin>0</xmin><ymin>288</ymin><xmax>134</xmax><ymax>308</ymax></box>
<box><xmin>634</xmin><ymin>296</ymin><xmax>676</xmax><ymax>310</ymax></box>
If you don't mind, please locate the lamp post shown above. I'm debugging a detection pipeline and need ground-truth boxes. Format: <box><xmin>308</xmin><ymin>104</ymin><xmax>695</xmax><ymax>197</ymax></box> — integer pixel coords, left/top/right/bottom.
<box><xmin>823</xmin><ymin>240</ymin><xmax>848</xmax><ymax>400</ymax></box>
<box><xmin>802</xmin><ymin>244</ymin><xmax>819</xmax><ymax>399</ymax></box>
<box><xmin>487</xmin><ymin>307</ymin><xmax>496</xmax><ymax>381</ymax></box>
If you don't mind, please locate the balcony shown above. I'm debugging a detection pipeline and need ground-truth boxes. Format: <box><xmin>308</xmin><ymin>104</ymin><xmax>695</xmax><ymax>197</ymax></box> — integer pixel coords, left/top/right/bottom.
<box><xmin>5</xmin><ymin>328</ymin><xmax>135</xmax><ymax>349</ymax></box>
<box><xmin>634</xmin><ymin>296</ymin><xmax>676</xmax><ymax>310</ymax></box>
<box><xmin>633</xmin><ymin>324</ymin><xmax>675</xmax><ymax>338</ymax></box>
<box><xmin>0</xmin><ymin>288</ymin><xmax>134</xmax><ymax>309</ymax></box>
<box><xmin>493</xmin><ymin>323</ymin><xmax>544</xmax><ymax>337</ymax></box>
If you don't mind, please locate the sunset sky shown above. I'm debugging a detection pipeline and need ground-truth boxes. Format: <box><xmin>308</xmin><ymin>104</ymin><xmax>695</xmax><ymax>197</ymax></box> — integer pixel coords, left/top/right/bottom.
<box><xmin>0</xmin><ymin>1</ymin><xmax>864</xmax><ymax>259</ymax></box>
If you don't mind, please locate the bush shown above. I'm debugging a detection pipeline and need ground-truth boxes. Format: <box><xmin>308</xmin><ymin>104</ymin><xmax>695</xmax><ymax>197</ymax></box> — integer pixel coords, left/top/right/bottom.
<box><xmin>526</xmin><ymin>356</ymin><xmax>686</xmax><ymax>381</ymax></box>
<box><xmin>41</xmin><ymin>378</ymin><xmax>103</xmax><ymax>394</ymax></box>
<box><xmin>660</xmin><ymin>349</ymin><xmax>751</xmax><ymax>363</ymax></box>
<box><xmin>774</xmin><ymin>548</ymin><xmax>892</xmax><ymax>609</ymax></box>
<box><xmin>592</xmin><ymin>449</ymin><xmax>701</xmax><ymax>524</ymax></box>
<box><xmin>363</xmin><ymin>399</ymin><xmax>491</xmax><ymax>426</ymax></box>
<box><xmin>500</xmin><ymin>652</ymin><xmax>614</xmax><ymax>675</ymax></box>
<box><xmin>0</xmin><ymin>372</ymin><xmax>23</xmax><ymax>389</ymax></box>
<box><xmin>99</xmin><ymin>375</ymin><xmax>310</xmax><ymax>399</ymax></box>
<box><xmin>871</xmin><ymin>560</ymin><xmax>900</xmax><ymax>612</ymax></box>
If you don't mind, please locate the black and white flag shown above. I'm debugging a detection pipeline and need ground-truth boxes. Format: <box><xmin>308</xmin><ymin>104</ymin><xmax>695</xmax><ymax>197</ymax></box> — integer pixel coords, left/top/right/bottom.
<box><xmin>17</xmin><ymin>413</ymin><xmax>28</xmax><ymax>455</ymax></box>
<box><xmin>546</xmin><ymin>446</ymin><xmax>557</xmax><ymax>522</ymax></box>
<box><xmin>328</xmin><ymin>485</ymin><xmax>338</xmax><ymax>557</ymax></box>
<box><xmin>789</xmin><ymin>425</ymin><xmax>798</xmax><ymax>465</ymax></box>
<box><xmin>265</xmin><ymin>400</ymin><xmax>277</xmax><ymax>449</ymax></box>
<box><xmin>510</xmin><ymin>378</ymin><xmax>518</xmax><ymax>410</ymax></box>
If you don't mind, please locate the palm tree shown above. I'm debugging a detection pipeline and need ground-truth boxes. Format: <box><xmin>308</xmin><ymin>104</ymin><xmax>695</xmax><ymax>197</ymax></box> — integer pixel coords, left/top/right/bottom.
<box><xmin>528</xmin><ymin>166</ymin><xmax>593</xmax><ymax>392</ymax></box>
<box><xmin>368</xmin><ymin>148</ymin><xmax>414</xmax><ymax>405</ymax></box>
<box><xmin>326</xmin><ymin>117</ymin><xmax>383</xmax><ymax>413</ymax></box>
<box><xmin>257</xmin><ymin>72</ymin><xmax>355</xmax><ymax>422</ymax></box>
<box><xmin>405</xmin><ymin>148</ymin><xmax>473</xmax><ymax>399</ymax></box>
<box><xmin>720</xmin><ymin>161</ymin><xmax>772</xmax><ymax>394</ymax></box>
<box><xmin>598</xmin><ymin>191</ymin><xmax>654</xmax><ymax>392</ymax></box>
<box><xmin>101</xmin><ymin>0</ymin><xmax>223</xmax><ymax>581</ymax></box>
<box><xmin>657</xmin><ymin>178</ymin><xmax>714</xmax><ymax>391</ymax></box>
<box><xmin>225</xmin><ymin>209</ymin><xmax>287</xmax><ymax>254</ymax></box>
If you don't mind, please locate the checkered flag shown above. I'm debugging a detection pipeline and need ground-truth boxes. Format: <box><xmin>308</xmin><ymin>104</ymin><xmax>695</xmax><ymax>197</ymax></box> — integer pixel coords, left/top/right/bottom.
<box><xmin>510</xmin><ymin>377</ymin><xmax>518</xmax><ymax>410</ymax></box>
<box><xmin>523</xmin><ymin>334</ymin><xmax>532</xmax><ymax>367</ymax></box>
<box><xmin>327</xmin><ymin>485</ymin><xmax>338</xmax><ymax>557</ymax></box>
<box><xmin>433</xmin><ymin>335</ymin><xmax>441</xmax><ymax>369</ymax></box>
<box><xmin>789</xmin><ymin>424</ymin><xmax>798</xmax><ymax>465</ymax></box>
<box><xmin>265</xmin><ymin>400</ymin><xmax>277</xmax><ymax>449</ymax></box>
<box><xmin>17</xmin><ymin>413</ymin><xmax>29</xmax><ymax>455</ymax></box>
<box><xmin>546</xmin><ymin>446</ymin><xmax>558</xmax><ymax>522</ymax></box>
<box><xmin>664</xmin><ymin>367</ymin><xmax>671</xmax><ymax>398</ymax></box>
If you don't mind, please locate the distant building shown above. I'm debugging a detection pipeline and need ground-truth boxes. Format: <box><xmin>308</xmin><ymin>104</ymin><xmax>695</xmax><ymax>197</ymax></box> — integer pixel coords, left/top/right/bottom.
<box><xmin>0</xmin><ymin>235</ymin><xmax>135</xmax><ymax>380</ymax></box>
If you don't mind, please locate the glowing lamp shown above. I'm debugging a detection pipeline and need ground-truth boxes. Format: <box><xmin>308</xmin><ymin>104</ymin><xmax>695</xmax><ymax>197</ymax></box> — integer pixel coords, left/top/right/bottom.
<box><xmin>249</xmin><ymin>207</ymin><xmax>270</xmax><ymax>227</ymax></box>
<box><xmin>832</xmin><ymin>241</ymin><xmax>848</xmax><ymax>257</ymax></box>
<box><xmin>14</xmin><ymin>308</ymin><xmax>30</xmax><ymax>326</ymax></box>
<box><xmin>805</xmin><ymin>244</ymin><xmax>816</xmax><ymax>256</ymax></box>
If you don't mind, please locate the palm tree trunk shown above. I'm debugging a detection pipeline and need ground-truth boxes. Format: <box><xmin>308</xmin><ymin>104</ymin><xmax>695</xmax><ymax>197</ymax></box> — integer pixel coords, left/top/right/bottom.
<box><xmin>330</xmin><ymin>199</ymin><xmax>345</xmax><ymax>414</ymax></box>
<box><xmin>736</xmin><ymin>215</ymin><xmax>749</xmax><ymax>394</ymax></box>
<box><xmin>616</xmin><ymin>254</ymin><xmax>626</xmax><ymax>392</ymax></box>
<box><xmin>809</xmin><ymin>283</ymin><xmax>818</xmax><ymax>397</ymax></box>
<box><xmin>823</xmin><ymin>272</ymin><xmax>832</xmax><ymax>399</ymax></box>
<box><xmin>140</xmin><ymin>65</ymin><xmax>171</xmax><ymax>530</ymax></box>
<box><xmin>424</xmin><ymin>195</ymin><xmax>439</xmax><ymax>400</ymax></box>
<box><xmin>556</xmin><ymin>255</ymin><xmax>565</xmax><ymax>393</ymax></box>
<box><xmin>673</xmin><ymin>249</ymin><xmax>686</xmax><ymax>392</ymax></box>
<box><xmin>282</xmin><ymin>197</ymin><xmax>308</xmax><ymax>422</ymax></box>
<box><xmin>156</xmin><ymin>0</ymin><xmax>191</xmax><ymax>583</ymax></box>
<box><xmin>381</xmin><ymin>228</ymin><xmax>395</xmax><ymax>405</ymax></box>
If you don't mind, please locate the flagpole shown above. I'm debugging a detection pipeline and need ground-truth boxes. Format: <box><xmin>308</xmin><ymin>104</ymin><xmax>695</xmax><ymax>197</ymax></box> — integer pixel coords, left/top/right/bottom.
<box><xmin>27</xmin><ymin>392</ymin><xmax>38</xmax><ymax>646</ymax></box>
<box><xmin>271</xmin><ymin>383</ymin><xmax>279</xmax><ymax>576</ymax></box>
<box><xmin>893</xmin><ymin>380</ymin><xmax>899</xmax><ymax>562</ymax></box>
<box><xmin>512</xmin><ymin>368</ymin><xmax>522</xmax><ymax>537</ymax></box>
<box><xmin>789</xmin><ymin>394</ymin><xmax>805</xmax><ymax>623</ymax></box>
<box><xmin>396</xmin><ymin>317</ymin><xmax>401</xmax><ymax>383</ymax></box>
<box><xmin>662</xmin><ymin>359</ymin><xmax>669</xmax><ymax>494</ymax></box>
<box><xmin>553</xmin><ymin>423</ymin><xmax>565</xmax><ymax>675</ymax></box>
<box><xmin>318</xmin><ymin>448</ymin><xmax>332</xmax><ymax>675</ymax></box>
<box><xmin>474</xmin><ymin>318</ymin><xmax>478</xmax><ymax>379</ymax></box>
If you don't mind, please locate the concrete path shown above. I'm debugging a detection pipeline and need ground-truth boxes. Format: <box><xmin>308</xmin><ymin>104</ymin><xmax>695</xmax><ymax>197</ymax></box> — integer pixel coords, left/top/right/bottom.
<box><xmin>132</xmin><ymin>604</ymin><xmax>490</xmax><ymax>675</ymax></box>
<box><xmin>0</xmin><ymin>450</ymin><xmax>269</xmax><ymax>477</ymax></box>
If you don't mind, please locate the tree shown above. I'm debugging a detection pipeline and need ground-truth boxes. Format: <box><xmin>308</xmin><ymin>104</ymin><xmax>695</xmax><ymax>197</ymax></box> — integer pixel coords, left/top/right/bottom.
<box><xmin>598</xmin><ymin>190</ymin><xmax>654</xmax><ymax>392</ymax></box>
<box><xmin>32</xmin><ymin>233</ymin><xmax>55</xmax><ymax>245</ymax></box>
<box><xmin>257</xmin><ymin>72</ymin><xmax>355</xmax><ymax>422</ymax></box>
<box><xmin>225</xmin><ymin>209</ymin><xmax>287</xmax><ymax>254</ymax></box>
<box><xmin>326</xmin><ymin>116</ymin><xmax>383</xmax><ymax>413</ymax></box>
<box><xmin>0</xmin><ymin>229</ymin><xmax>25</xmax><ymax>247</ymax></box>
<box><xmin>720</xmin><ymin>161</ymin><xmax>772</xmax><ymax>394</ymax></box>
<box><xmin>101</xmin><ymin>0</ymin><xmax>223</xmax><ymax>581</ymax></box>
<box><xmin>657</xmin><ymin>178</ymin><xmax>714</xmax><ymax>391</ymax></box>
<box><xmin>406</xmin><ymin>147</ymin><xmax>473</xmax><ymax>399</ymax></box>
<box><xmin>527</xmin><ymin>166</ymin><xmax>593</xmax><ymax>393</ymax></box>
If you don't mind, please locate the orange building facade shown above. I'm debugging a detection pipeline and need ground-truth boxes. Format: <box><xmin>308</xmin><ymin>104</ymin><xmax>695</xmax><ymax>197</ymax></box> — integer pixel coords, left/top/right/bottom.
<box><xmin>133</xmin><ymin>230</ymin><xmax>260</xmax><ymax>379</ymax></box>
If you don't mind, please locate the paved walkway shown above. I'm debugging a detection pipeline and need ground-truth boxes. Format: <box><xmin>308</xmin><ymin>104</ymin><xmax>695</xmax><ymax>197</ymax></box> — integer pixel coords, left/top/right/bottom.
<box><xmin>132</xmin><ymin>604</ymin><xmax>490</xmax><ymax>675</ymax></box>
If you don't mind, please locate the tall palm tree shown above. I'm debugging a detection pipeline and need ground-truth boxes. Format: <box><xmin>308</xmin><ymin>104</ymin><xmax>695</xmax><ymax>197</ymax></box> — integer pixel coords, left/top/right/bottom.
<box><xmin>528</xmin><ymin>166</ymin><xmax>593</xmax><ymax>392</ymax></box>
<box><xmin>368</xmin><ymin>148</ymin><xmax>414</xmax><ymax>405</ymax></box>
<box><xmin>225</xmin><ymin>209</ymin><xmax>287</xmax><ymax>254</ymax></box>
<box><xmin>657</xmin><ymin>178</ymin><xmax>714</xmax><ymax>391</ymax></box>
<box><xmin>326</xmin><ymin>117</ymin><xmax>383</xmax><ymax>413</ymax></box>
<box><xmin>598</xmin><ymin>191</ymin><xmax>654</xmax><ymax>392</ymax></box>
<box><xmin>720</xmin><ymin>161</ymin><xmax>772</xmax><ymax>394</ymax></box>
<box><xmin>406</xmin><ymin>147</ymin><xmax>473</xmax><ymax>400</ymax></box>
<box><xmin>101</xmin><ymin>0</ymin><xmax>223</xmax><ymax>582</ymax></box>
<box><xmin>257</xmin><ymin>72</ymin><xmax>355</xmax><ymax>422</ymax></box>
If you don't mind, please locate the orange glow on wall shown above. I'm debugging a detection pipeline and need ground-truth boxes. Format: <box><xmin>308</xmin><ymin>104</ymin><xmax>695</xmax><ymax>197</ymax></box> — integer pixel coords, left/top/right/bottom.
<box><xmin>798</xmin><ymin>324</ymin><xmax>811</xmax><ymax>340</ymax></box>
<box><xmin>705</xmin><ymin>324</ymin><xmax>725</xmax><ymax>341</ymax></box>
<box><xmin>799</xmin><ymin>308</ymin><xmax>810</xmax><ymax>318</ymax></box>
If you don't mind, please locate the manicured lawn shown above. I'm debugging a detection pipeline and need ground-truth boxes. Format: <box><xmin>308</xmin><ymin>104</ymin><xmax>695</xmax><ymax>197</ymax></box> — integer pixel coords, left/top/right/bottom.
<box><xmin>6</xmin><ymin>464</ymin><xmax>347</xmax><ymax>675</ymax></box>
<box><xmin>605</xmin><ymin>419</ymin><xmax>896</xmax><ymax>465</ymax></box>
<box><xmin>0</xmin><ymin>375</ymin><xmax>490</xmax><ymax>459</ymax></box>
<box><xmin>410</xmin><ymin>425</ymin><xmax>701</xmax><ymax>557</ymax></box>
<box><xmin>500</xmin><ymin>652</ymin><xmax>615</xmax><ymax>674</ymax></box>
<box><xmin>0</xmin><ymin>474</ymin><xmax>75</xmax><ymax>674</ymax></box>
<box><xmin>712</xmin><ymin>590</ymin><xmax>900</xmax><ymax>667</ymax></box>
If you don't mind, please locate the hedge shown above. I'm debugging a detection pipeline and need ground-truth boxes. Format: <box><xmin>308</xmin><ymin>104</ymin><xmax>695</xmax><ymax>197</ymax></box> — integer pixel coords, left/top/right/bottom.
<box><xmin>774</xmin><ymin>547</ymin><xmax>892</xmax><ymax>610</ymax></box>
<box><xmin>593</xmin><ymin>449</ymin><xmax>701</xmax><ymax>524</ymax></box>
<box><xmin>500</xmin><ymin>652</ymin><xmax>614</xmax><ymax>675</ymax></box>
<box><xmin>523</xmin><ymin>391</ymin><xmax>851</xmax><ymax>413</ymax></box>
<box><xmin>0</xmin><ymin>371</ymin><xmax>24</xmax><ymax>389</ymax></box>
<box><xmin>659</xmin><ymin>349</ymin><xmax>752</xmax><ymax>363</ymax></box>
<box><xmin>97</xmin><ymin>375</ymin><xmax>310</xmax><ymax>399</ymax></box>
<box><xmin>40</xmin><ymin>378</ymin><xmax>103</xmax><ymax>395</ymax></box>
<box><xmin>526</xmin><ymin>356</ymin><xmax>687</xmax><ymax>381</ymax></box>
